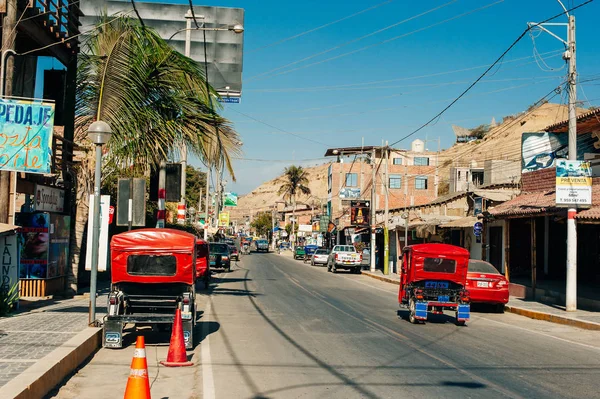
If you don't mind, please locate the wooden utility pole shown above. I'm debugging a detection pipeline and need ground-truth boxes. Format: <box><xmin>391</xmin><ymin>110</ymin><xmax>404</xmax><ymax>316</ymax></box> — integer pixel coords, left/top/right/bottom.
<box><xmin>0</xmin><ymin>0</ymin><xmax>17</xmax><ymax>223</ymax></box>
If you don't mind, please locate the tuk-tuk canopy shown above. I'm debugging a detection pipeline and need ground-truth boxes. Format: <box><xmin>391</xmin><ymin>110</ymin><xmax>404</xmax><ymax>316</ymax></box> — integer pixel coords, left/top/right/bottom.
<box><xmin>111</xmin><ymin>228</ymin><xmax>197</xmax><ymax>253</ymax></box>
<box><xmin>111</xmin><ymin>228</ymin><xmax>197</xmax><ymax>285</ymax></box>
<box><xmin>403</xmin><ymin>244</ymin><xmax>470</xmax><ymax>287</ymax></box>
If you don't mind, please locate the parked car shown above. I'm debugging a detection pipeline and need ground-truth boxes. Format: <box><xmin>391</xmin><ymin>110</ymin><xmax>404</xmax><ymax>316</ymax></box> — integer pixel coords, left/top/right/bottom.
<box><xmin>327</xmin><ymin>245</ymin><xmax>362</xmax><ymax>273</ymax></box>
<box><xmin>294</xmin><ymin>246</ymin><xmax>305</xmax><ymax>260</ymax></box>
<box><xmin>303</xmin><ymin>245</ymin><xmax>319</xmax><ymax>263</ymax></box>
<box><xmin>255</xmin><ymin>239</ymin><xmax>270</xmax><ymax>253</ymax></box>
<box><xmin>310</xmin><ymin>248</ymin><xmax>330</xmax><ymax>266</ymax></box>
<box><xmin>399</xmin><ymin>244</ymin><xmax>471</xmax><ymax>325</ymax></box>
<box><xmin>467</xmin><ymin>259</ymin><xmax>509</xmax><ymax>312</ymax></box>
<box><xmin>229</xmin><ymin>245</ymin><xmax>240</xmax><ymax>262</ymax></box>
<box><xmin>196</xmin><ymin>239</ymin><xmax>210</xmax><ymax>289</ymax></box>
<box><xmin>209</xmin><ymin>242</ymin><xmax>231</xmax><ymax>272</ymax></box>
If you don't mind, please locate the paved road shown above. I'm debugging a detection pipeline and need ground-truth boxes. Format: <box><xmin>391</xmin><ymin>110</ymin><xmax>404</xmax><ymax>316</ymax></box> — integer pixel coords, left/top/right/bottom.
<box><xmin>49</xmin><ymin>252</ymin><xmax>600</xmax><ymax>399</ymax></box>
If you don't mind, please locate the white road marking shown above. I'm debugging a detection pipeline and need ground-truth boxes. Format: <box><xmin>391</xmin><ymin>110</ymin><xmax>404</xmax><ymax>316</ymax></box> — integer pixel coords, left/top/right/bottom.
<box><xmin>480</xmin><ymin>316</ymin><xmax>600</xmax><ymax>352</ymax></box>
<box><xmin>337</xmin><ymin>274</ymin><xmax>398</xmax><ymax>294</ymax></box>
<box><xmin>202</xmin><ymin>301</ymin><xmax>216</xmax><ymax>399</ymax></box>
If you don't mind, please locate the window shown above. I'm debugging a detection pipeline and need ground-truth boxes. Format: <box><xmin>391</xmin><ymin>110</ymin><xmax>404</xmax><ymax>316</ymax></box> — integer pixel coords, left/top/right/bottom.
<box><xmin>389</xmin><ymin>174</ymin><xmax>402</xmax><ymax>189</ymax></box>
<box><xmin>414</xmin><ymin>157</ymin><xmax>430</xmax><ymax>166</ymax></box>
<box><xmin>127</xmin><ymin>255</ymin><xmax>176</xmax><ymax>276</ymax></box>
<box><xmin>424</xmin><ymin>257</ymin><xmax>456</xmax><ymax>273</ymax></box>
<box><xmin>345</xmin><ymin>173</ymin><xmax>358</xmax><ymax>187</ymax></box>
<box><xmin>415</xmin><ymin>176</ymin><xmax>428</xmax><ymax>190</ymax></box>
<box><xmin>393</xmin><ymin>158</ymin><xmax>403</xmax><ymax>165</ymax></box>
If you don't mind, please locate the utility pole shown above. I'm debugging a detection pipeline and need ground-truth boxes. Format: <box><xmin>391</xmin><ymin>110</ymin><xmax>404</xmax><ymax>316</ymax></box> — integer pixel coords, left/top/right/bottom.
<box><xmin>370</xmin><ymin>147</ymin><xmax>377</xmax><ymax>273</ymax></box>
<box><xmin>565</xmin><ymin>14</ymin><xmax>577</xmax><ymax>311</ymax></box>
<box><xmin>338</xmin><ymin>153</ymin><xmax>343</xmax><ymax>245</ymax></box>
<box><xmin>204</xmin><ymin>167</ymin><xmax>210</xmax><ymax>240</ymax></box>
<box><xmin>178</xmin><ymin>10</ymin><xmax>193</xmax><ymax>223</ymax></box>
<box><xmin>528</xmin><ymin>4</ymin><xmax>576</xmax><ymax>311</ymax></box>
<box><xmin>384</xmin><ymin>141</ymin><xmax>390</xmax><ymax>275</ymax></box>
<box><xmin>271</xmin><ymin>206</ymin><xmax>276</xmax><ymax>250</ymax></box>
<box><xmin>0</xmin><ymin>0</ymin><xmax>17</xmax><ymax>224</ymax></box>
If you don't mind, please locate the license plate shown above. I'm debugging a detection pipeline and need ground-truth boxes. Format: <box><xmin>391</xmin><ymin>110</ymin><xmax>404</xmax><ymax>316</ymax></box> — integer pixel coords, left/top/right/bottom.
<box><xmin>477</xmin><ymin>281</ymin><xmax>489</xmax><ymax>288</ymax></box>
<box><xmin>437</xmin><ymin>295</ymin><xmax>450</xmax><ymax>303</ymax></box>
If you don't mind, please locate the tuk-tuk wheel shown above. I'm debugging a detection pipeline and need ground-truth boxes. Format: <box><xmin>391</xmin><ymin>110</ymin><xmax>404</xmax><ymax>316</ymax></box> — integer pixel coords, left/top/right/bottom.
<box><xmin>455</xmin><ymin>318</ymin><xmax>466</xmax><ymax>327</ymax></box>
<box><xmin>408</xmin><ymin>297</ymin><xmax>420</xmax><ymax>324</ymax></box>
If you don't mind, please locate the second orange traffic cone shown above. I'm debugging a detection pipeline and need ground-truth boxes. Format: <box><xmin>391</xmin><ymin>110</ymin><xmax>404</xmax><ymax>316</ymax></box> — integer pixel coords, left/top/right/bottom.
<box><xmin>160</xmin><ymin>308</ymin><xmax>193</xmax><ymax>367</ymax></box>
<box><xmin>124</xmin><ymin>336</ymin><xmax>151</xmax><ymax>399</ymax></box>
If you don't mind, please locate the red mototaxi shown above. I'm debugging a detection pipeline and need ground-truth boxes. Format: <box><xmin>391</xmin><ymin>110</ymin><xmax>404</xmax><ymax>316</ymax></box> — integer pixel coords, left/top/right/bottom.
<box><xmin>399</xmin><ymin>244</ymin><xmax>471</xmax><ymax>325</ymax></box>
<box><xmin>195</xmin><ymin>239</ymin><xmax>210</xmax><ymax>288</ymax></box>
<box><xmin>104</xmin><ymin>228</ymin><xmax>198</xmax><ymax>349</ymax></box>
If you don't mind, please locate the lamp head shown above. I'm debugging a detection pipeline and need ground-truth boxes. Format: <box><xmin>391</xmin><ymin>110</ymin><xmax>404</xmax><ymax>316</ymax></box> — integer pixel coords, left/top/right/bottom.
<box><xmin>87</xmin><ymin>120</ymin><xmax>112</xmax><ymax>145</ymax></box>
<box><xmin>231</xmin><ymin>24</ymin><xmax>244</xmax><ymax>34</ymax></box>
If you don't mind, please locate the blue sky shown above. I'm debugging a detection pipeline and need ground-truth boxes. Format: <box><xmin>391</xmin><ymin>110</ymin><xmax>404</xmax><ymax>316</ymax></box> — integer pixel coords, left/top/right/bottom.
<box><xmin>36</xmin><ymin>0</ymin><xmax>600</xmax><ymax>195</ymax></box>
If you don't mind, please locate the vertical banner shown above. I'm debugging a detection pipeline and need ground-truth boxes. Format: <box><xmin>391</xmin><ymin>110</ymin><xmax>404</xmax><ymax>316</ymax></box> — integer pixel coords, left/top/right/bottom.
<box><xmin>555</xmin><ymin>159</ymin><xmax>593</xmax><ymax>207</ymax></box>
<box><xmin>0</xmin><ymin>99</ymin><xmax>55</xmax><ymax>173</ymax></box>
<box><xmin>0</xmin><ymin>233</ymin><xmax>19</xmax><ymax>304</ymax></box>
<box><xmin>15</xmin><ymin>212</ymin><xmax>50</xmax><ymax>278</ymax></box>
<box><xmin>86</xmin><ymin>195</ymin><xmax>110</xmax><ymax>272</ymax></box>
<box><xmin>49</xmin><ymin>214</ymin><xmax>70</xmax><ymax>278</ymax></box>
<box><xmin>218</xmin><ymin>212</ymin><xmax>230</xmax><ymax>227</ymax></box>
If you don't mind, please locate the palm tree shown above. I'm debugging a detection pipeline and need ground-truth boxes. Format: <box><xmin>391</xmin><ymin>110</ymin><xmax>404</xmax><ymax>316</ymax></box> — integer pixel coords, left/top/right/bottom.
<box><xmin>69</xmin><ymin>16</ymin><xmax>241</xmax><ymax>291</ymax></box>
<box><xmin>277</xmin><ymin>166</ymin><xmax>311</xmax><ymax>247</ymax></box>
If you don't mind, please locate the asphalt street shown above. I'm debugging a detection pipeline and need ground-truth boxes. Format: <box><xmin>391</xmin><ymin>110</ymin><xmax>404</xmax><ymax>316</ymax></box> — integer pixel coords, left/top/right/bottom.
<box><xmin>49</xmin><ymin>252</ymin><xmax>600</xmax><ymax>399</ymax></box>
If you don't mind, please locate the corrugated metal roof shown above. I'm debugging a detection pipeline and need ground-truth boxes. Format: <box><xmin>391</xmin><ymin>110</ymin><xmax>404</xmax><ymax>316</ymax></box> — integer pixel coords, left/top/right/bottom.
<box><xmin>544</xmin><ymin>108</ymin><xmax>600</xmax><ymax>132</ymax></box>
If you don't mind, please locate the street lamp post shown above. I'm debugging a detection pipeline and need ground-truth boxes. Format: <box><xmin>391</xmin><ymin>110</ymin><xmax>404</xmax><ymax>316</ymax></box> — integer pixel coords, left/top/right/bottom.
<box><xmin>87</xmin><ymin>120</ymin><xmax>112</xmax><ymax>325</ymax></box>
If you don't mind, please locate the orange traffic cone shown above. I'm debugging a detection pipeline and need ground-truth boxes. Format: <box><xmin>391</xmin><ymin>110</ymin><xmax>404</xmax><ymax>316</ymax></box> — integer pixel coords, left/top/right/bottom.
<box><xmin>160</xmin><ymin>308</ymin><xmax>193</xmax><ymax>367</ymax></box>
<box><xmin>124</xmin><ymin>336</ymin><xmax>151</xmax><ymax>399</ymax></box>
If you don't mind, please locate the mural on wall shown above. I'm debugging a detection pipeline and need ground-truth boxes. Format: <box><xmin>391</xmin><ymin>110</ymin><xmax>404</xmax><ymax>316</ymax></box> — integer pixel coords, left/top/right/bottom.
<box><xmin>15</xmin><ymin>212</ymin><xmax>50</xmax><ymax>279</ymax></box>
<box><xmin>521</xmin><ymin>132</ymin><xmax>600</xmax><ymax>173</ymax></box>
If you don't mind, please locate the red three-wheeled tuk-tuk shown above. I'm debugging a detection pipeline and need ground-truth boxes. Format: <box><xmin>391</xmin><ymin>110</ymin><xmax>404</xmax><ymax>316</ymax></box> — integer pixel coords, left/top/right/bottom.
<box><xmin>399</xmin><ymin>244</ymin><xmax>471</xmax><ymax>325</ymax></box>
<box><xmin>103</xmin><ymin>229</ymin><xmax>198</xmax><ymax>349</ymax></box>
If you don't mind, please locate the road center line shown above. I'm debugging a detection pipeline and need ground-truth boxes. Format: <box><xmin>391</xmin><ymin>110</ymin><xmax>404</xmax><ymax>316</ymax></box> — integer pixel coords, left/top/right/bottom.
<box><xmin>202</xmin><ymin>301</ymin><xmax>216</xmax><ymax>399</ymax></box>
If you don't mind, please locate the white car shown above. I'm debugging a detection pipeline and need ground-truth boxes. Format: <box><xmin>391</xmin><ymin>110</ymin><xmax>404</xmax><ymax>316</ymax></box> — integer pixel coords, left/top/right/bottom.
<box><xmin>327</xmin><ymin>245</ymin><xmax>362</xmax><ymax>274</ymax></box>
<box><xmin>311</xmin><ymin>249</ymin><xmax>330</xmax><ymax>266</ymax></box>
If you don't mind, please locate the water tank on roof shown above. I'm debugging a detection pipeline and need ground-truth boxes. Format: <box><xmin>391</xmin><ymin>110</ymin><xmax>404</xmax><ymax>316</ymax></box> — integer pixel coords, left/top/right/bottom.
<box><xmin>411</xmin><ymin>139</ymin><xmax>424</xmax><ymax>152</ymax></box>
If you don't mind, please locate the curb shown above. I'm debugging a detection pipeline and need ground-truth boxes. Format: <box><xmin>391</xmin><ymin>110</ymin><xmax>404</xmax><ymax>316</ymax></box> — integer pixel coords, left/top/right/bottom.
<box><xmin>361</xmin><ymin>272</ymin><xmax>400</xmax><ymax>286</ymax></box>
<box><xmin>0</xmin><ymin>327</ymin><xmax>102</xmax><ymax>399</ymax></box>
<box><xmin>505</xmin><ymin>306</ymin><xmax>600</xmax><ymax>331</ymax></box>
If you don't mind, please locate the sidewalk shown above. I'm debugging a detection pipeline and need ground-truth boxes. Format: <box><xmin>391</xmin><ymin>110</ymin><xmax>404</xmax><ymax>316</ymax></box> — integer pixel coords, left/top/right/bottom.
<box><xmin>360</xmin><ymin>270</ymin><xmax>600</xmax><ymax>330</ymax></box>
<box><xmin>0</xmin><ymin>293</ymin><xmax>106</xmax><ymax>398</ymax></box>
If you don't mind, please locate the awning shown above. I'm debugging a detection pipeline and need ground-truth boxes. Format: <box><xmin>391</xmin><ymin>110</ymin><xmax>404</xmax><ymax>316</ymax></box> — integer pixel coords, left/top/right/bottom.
<box><xmin>0</xmin><ymin>223</ymin><xmax>19</xmax><ymax>234</ymax></box>
<box><xmin>439</xmin><ymin>216</ymin><xmax>479</xmax><ymax>228</ymax></box>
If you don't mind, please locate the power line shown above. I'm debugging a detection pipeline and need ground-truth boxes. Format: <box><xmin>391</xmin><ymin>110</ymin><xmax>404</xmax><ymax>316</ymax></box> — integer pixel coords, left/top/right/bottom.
<box><xmin>251</xmin><ymin>0</ymin><xmax>504</xmax><ymax>82</ymax></box>
<box><xmin>247</xmin><ymin>0</ymin><xmax>456</xmax><ymax>82</ymax></box>
<box><xmin>187</xmin><ymin>0</ymin><xmax>201</xmax><ymax>29</ymax></box>
<box><xmin>130</xmin><ymin>0</ymin><xmax>145</xmax><ymax>28</ymax></box>
<box><xmin>389</xmin><ymin>0</ymin><xmax>595</xmax><ymax>148</ymax></box>
<box><xmin>247</xmin><ymin>0</ymin><xmax>395</xmax><ymax>54</ymax></box>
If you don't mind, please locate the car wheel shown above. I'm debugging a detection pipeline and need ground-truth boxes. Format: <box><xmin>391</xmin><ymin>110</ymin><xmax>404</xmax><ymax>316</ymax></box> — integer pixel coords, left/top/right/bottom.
<box><xmin>408</xmin><ymin>297</ymin><xmax>419</xmax><ymax>324</ymax></box>
<box><xmin>455</xmin><ymin>314</ymin><xmax>466</xmax><ymax>326</ymax></box>
<box><xmin>332</xmin><ymin>264</ymin><xmax>337</xmax><ymax>274</ymax></box>
<box><xmin>327</xmin><ymin>262</ymin><xmax>331</xmax><ymax>272</ymax></box>
<box><xmin>225</xmin><ymin>265</ymin><xmax>231</xmax><ymax>273</ymax></box>
<box><xmin>311</xmin><ymin>260</ymin><xmax>314</xmax><ymax>266</ymax></box>
<box><xmin>495</xmin><ymin>304</ymin><xmax>505</xmax><ymax>313</ymax></box>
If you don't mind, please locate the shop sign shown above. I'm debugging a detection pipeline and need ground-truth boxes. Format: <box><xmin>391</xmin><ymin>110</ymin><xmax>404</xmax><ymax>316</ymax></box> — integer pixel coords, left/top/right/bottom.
<box><xmin>555</xmin><ymin>159</ymin><xmax>593</xmax><ymax>207</ymax></box>
<box><xmin>34</xmin><ymin>184</ymin><xmax>64</xmax><ymax>213</ymax></box>
<box><xmin>219</xmin><ymin>212</ymin><xmax>230</xmax><ymax>227</ymax></box>
<box><xmin>0</xmin><ymin>233</ymin><xmax>19</xmax><ymax>304</ymax></box>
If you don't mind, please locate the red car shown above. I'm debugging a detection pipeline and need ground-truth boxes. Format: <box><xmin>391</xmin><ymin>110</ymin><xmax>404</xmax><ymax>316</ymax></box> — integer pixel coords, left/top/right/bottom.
<box><xmin>196</xmin><ymin>240</ymin><xmax>210</xmax><ymax>288</ymax></box>
<box><xmin>466</xmin><ymin>259</ymin><xmax>509</xmax><ymax>312</ymax></box>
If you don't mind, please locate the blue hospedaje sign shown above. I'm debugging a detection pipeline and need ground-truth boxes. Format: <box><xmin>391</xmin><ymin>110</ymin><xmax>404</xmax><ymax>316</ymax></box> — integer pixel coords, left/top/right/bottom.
<box><xmin>0</xmin><ymin>98</ymin><xmax>55</xmax><ymax>174</ymax></box>
<box><xmin>473</xmin><ymin>221</ymin><xmax>483</xmax><ymax>237</ymax></box>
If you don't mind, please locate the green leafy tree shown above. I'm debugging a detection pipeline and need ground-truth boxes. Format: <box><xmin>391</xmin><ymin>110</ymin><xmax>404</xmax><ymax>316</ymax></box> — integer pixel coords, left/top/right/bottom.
<box><xmin>251</xmin><ymin>212</ymin><xmax>273</xmax><ymax>238</ymax></box>
<box><xmin>278</xmin><ymin>166</ymin><xmax>311</xmax><ymax>246</ymax></box>
<box><xmin>186</xmin><ymin>165</ymin><xmax>207</xmax><ymax>212</ymax></box>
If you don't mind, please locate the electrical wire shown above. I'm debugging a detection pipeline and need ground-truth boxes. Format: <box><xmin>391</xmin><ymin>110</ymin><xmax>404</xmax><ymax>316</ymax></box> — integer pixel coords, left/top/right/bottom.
<box><xmin>188</xmin><ymin>0</ymin><xmax>201</xmax><ymax>29</ymax></box>
<box><xmin>250</xmin><ymin>0</ymin><xmax>504</xmax><ymax>82</ymax></box>
<box><xmin>130</xmin><ymin>0</ymin><xmax>145</xmax><ymax>28</ymax></box>
<box><xmin>247</xmin><ymin>0</ymin><xmax>395</xmax><ymax>54</ymax></box>
<box><xmin>389</xmin><ymin>0</ymin><xmax>595</xmax><ymax>148</ymax></box>
<box><xmin>247</xmin><ymin>0</ymin><xmax>456</xmax><ymax>82</ymax></box>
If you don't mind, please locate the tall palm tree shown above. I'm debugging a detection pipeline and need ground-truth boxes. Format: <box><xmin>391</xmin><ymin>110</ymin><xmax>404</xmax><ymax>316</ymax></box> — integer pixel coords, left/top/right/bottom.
<box><xmin>69</xmin><ymin>16</ymin><xmax>241</xmax><ymax>291</ymax></box>
<box><xmin>277</xmin><ymin>166</ymin><xmax>311</xmax><ymax>247</ymax></box>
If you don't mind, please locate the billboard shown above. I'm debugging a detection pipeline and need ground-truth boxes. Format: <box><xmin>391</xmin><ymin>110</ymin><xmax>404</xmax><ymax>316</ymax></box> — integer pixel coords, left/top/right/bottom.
<box><xmin>219</xmin><ymin>212</ymin><xmax>230</xmax><ymax>227</ymax></box>
<box><xmin>0</xmin><ymin>99</ymin><xmax>54</xmax><ymax>173</ymax></box>
<box><xmin>340</xmin><ymin>188</ymin><xmax>360</xmax><ymax>200</ymax></box>
<box><xmin>15</xmin><ymin>212</ymin><xmax>50</xmax><ymax>279</ymax></box>
<box><xmin>555</xmin><ymin>159</ymin><xmax>593</xmax><ymax>207</ymax></box>
<box><xmin>223</xmin><ymin>192</ymin><xmax>238</xmax><ymax>207</ymax></box>
<box><xmin>521</xmin><ymin>132</ymin><xmax>600</xmax><ymax>173</ymax></box>
<box><xmin>350</xmin><ymin>200</ymin><xmax>370</xmax><ymax>226</ymax></box>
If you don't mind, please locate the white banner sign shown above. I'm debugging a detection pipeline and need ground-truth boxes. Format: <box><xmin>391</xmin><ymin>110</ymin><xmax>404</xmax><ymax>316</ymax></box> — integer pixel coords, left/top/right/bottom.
<box><xmin>555</xmin><ymin>160</ymin><xmax>593</xmax><ymax>207</ymax></box>
<box><xmin>34</xmin><ymin>184</ymin><xmax>65</xmax><ymax>213</ymax></box>
<box><xmin>86</xmin><ymin>195</ymin><xmax>110</xmax><ymax>272</ymax></box>
<box><xmin>0</xmin><ymin>233</ymin><xmax>19</xmax><ymax>305</ymax></box>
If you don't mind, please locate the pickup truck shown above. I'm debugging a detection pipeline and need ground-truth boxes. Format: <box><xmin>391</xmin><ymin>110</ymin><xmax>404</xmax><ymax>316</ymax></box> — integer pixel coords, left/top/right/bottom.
<box><xmin>327</xmin><ymin>245</ymin><xmax>362</xmax><ymax>274</ymax></box>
